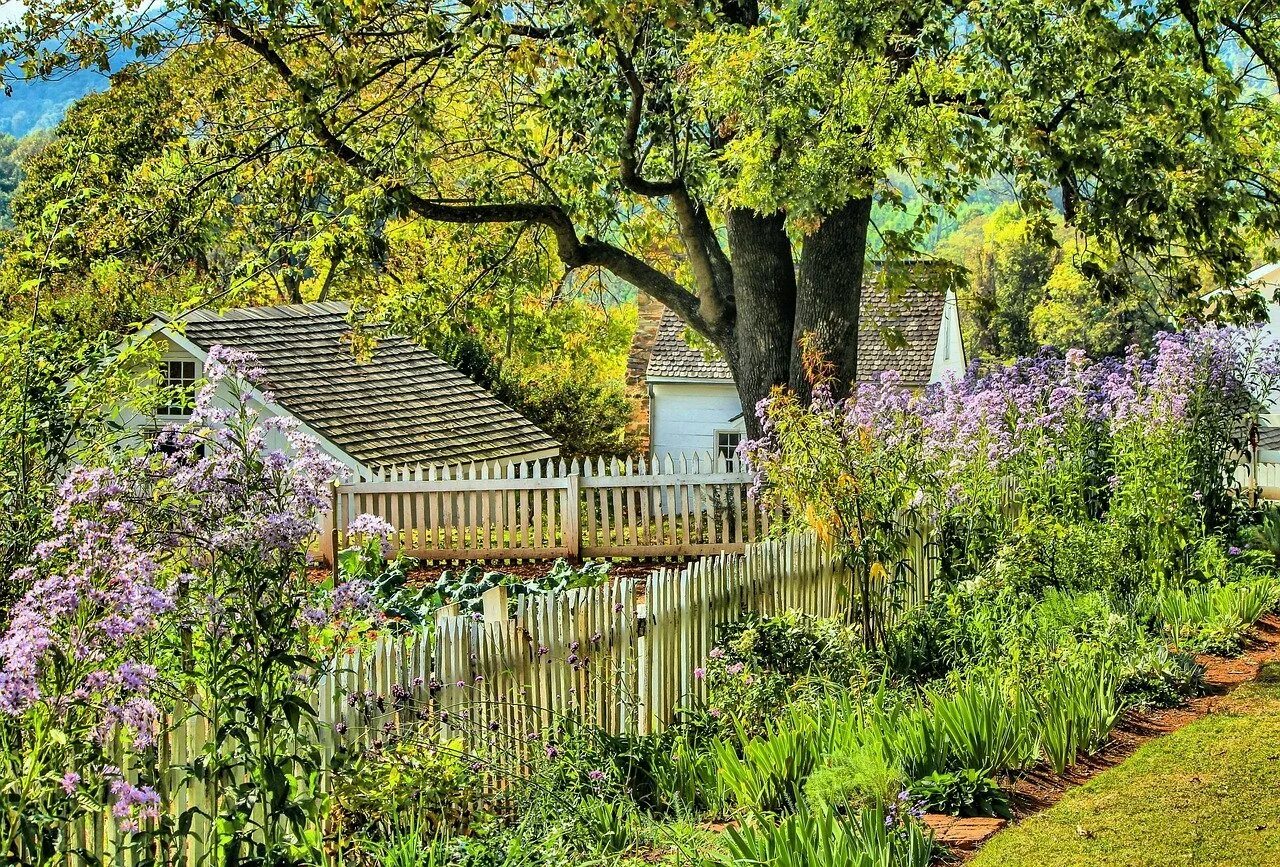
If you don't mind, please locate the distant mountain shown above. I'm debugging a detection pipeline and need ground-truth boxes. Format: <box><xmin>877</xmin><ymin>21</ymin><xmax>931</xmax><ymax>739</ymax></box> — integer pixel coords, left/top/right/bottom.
<box><xmin>1</xmin><ymin>69</ymin><xmax>109</xmax><ymax>136</ymax></box>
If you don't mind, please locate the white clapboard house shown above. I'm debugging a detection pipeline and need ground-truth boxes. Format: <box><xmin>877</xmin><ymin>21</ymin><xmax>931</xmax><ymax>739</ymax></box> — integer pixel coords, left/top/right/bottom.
<box><xmin>1242</xmin><ymin>263</ymin><xmax>1280</xmax><ymax>460</ymax></box>
<box><xmin>626</xmin><ymin>282</ymin><xmax>966</xmax><ymax>464</ymax></box>
<box><xmin>128</xmin><ymin>302</ymin><xmax>560</xmax><ymax>477</ymax></box>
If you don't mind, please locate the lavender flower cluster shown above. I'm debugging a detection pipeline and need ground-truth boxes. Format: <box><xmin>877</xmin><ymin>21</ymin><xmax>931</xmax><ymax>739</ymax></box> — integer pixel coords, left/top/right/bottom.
<box><xmin>746</xmin><ymin>325</ymin><xmax>1280</xmax><ymax>519</ymax></box>
<box><xmin>0</xmin><ymin>345</ymin><xmax>356</xmax><ymax>832</ymax></box>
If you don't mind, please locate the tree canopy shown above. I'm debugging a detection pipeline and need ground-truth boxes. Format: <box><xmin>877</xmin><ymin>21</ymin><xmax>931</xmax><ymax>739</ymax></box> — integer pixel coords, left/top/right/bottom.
<box><xmin>4</xmin><ymin>0</ymin><xmax>1280</xmax><ymax>430</ymax></box>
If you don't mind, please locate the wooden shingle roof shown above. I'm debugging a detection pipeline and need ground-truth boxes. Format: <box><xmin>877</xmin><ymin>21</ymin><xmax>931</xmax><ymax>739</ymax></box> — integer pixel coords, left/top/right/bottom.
<box><xmin>647</xmin><ymin>283</ymin><xmax>948</xmax><ymax>389</ymax></box>
<box><xmin>169</xmin><ymin>303</ymin><xmax>560</xmax><ymax>467</ymax></box>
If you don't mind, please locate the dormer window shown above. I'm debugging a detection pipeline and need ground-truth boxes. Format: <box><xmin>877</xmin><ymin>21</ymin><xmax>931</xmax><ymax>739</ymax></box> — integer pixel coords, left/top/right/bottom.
<box><xmin>158</xmin><ymin>359</ymin><xmax>199</xmax><ymax>417</ymax></box>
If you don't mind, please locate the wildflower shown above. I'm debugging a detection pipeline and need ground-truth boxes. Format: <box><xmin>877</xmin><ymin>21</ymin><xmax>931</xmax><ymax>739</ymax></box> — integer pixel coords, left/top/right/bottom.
<box><xmin>61</xmin><ymin>772</ymin><xmax>80</xmax><ymax>796</ymax></box>
<box><xmin>588</xmin><ymin>769</ymin><xmax>606</xmax><ymax>782</ymax></box>
<box><xmin>694</xmin><ymin>667</ymin><xmax>706</xmax><ymax>680</ymax></box>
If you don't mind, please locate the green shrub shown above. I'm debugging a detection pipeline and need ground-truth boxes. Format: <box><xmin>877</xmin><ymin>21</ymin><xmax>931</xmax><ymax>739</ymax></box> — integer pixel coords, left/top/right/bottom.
<box><xmin>928</xmin><ymin>676</ymin><xmax>1038</xmax><ymax>776</ymax></box>
<box><xmin>711</xmin><ymin>805</ymin><xmax>933</xmax><ymax>867</ymax></box>
<box><xmin>712</xmin><ymin>722</ymin><xmax>819</xmax><ymax>815</ymax></box>
<box><xmin>803</xmin><ymin>740</ymin><xmax>906</xmax><ymax>814</ymax></box>
<box><xmin>331</xmin><ymin>738</ymin><xmax>483</xmax><ymax>841</ymax></box>
<box><xmin>906</xmin><ymin>769</ymin><xmax>1013</xmax><ymax>819</ymax></box>
<box><xmin>697</xmin><ymin>611</ymin><xmax>871</xmax><ymax>737</ymax></box>
<box><xmin>992</xmin><ymin>518</ymin><xmax>1143</xmax><ymax>598</ymax></box>
<box><xmin>1118</xmin><ymin>645</ymin><xmax>1203</xmax><ymax>707</ymax></box>
<box><xmin>1144</xmin><ymin>576</ymin><xmax>1279</xmax><ymax>655</ymax></box>
<box><xmin>715</xmin><ymin>611</ymin><xmax>870</xmax><ymax>684</ymax></box>
<box><xmin>1246</xmin><ymin>510</ymin><xmax>1280</xmax><ymax>566</ymax></box>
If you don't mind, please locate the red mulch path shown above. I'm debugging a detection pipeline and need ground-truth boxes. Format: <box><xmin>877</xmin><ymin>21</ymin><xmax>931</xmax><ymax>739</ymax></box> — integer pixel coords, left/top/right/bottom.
<box><xmin>932</xmin><ymin>613</ymin><xmax>1280</xmax><ymax>857</ymax></box>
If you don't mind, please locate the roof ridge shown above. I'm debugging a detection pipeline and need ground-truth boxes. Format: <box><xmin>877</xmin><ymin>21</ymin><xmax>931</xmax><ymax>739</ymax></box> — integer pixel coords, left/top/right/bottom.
<box><xmin>176</xmin><ymin>301</ymin><xmax>353</xmax><ymax>323</ymax></box>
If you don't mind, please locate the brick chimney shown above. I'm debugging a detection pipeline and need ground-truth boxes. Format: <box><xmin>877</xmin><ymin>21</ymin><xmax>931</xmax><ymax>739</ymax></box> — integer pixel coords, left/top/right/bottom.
<box><xmin>624</xmin><ymin>292</ymin><xmax>665</xmax><ymax>455</ymax></box>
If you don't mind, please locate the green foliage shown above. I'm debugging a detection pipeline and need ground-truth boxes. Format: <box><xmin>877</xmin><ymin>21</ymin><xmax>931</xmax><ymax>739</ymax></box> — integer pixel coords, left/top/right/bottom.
<box><xmin>803</xmin><ymin>742</ymin><xmax>906</xmax><ymax>815</ymax></box>
<box><xmin>0</xmin><ymin>317</ymin><xmax>156</xmax><ymax>613</ymax></box>
<box><xmin>1035</xmin><ymin>659</ymin><xmax>1126</xmax><ymax>775</ymax></box>
<box><xmin>991</xmin><ymin>518</ymin><xmax>1142</xmax><ymax>599</ymax></box>
<box><xmin>716</xmin><ymin>612</ymin><xmax>869</xmax><ymax>685</ymax></box>
<box><xmin>332</xmin><ymin>739</ymin><xmax>483</xmax><ymax>843</ymax></box>
<box><xmin>694</xmin><ymin>612</ymin><xmax>870</xmax><ymax>738</ymax></box>
<box><xmin>712</xmin><ymin>720</ymin><xmax>822</xmax><ymax>815</ymax></box>
<box><xmin>907</xmin><ymin>769</ymin><xmax>1012</xmax><ymax>820</ymax></box>
<box><xmin>1246</xmin><ymin>509</ymin><xmax>1280</xmax><ymax>566</ymax></box>
<box><xmin>711</xmin><ymin>806</ymin><xmax>934</xmax><ymax>867</ymax></box>
<box><xmin>1144</xmin><ymin>575</ymin><xmax>1280</xmax><ymax>655</ymax></box>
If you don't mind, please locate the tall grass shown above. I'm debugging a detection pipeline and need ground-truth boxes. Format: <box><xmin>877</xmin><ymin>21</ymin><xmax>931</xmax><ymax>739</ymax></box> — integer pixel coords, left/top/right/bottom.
<box><xmin>715</xmin><ymin>806</ymin><xmax>933</xmax><ymax>867</ymax></box>
<box><xmin>1036</xmin><ymin>660</ymin><xmax>1126</xmax><ymax>774</ymax></box>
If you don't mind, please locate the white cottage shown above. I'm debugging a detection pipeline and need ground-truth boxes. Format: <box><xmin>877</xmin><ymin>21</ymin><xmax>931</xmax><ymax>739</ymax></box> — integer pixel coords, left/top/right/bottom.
<box><xmin>1241</xmin><ymin>263</ymin><xmax>1280</xmax><ymax>458</ymax></box>
<box><xmin>130</xmin><ymin>302</ymin><xmax>560</xmax><ymax>476</ymax></box>
<box><xmin>626</xmin><ymin>282</ymin><xmax>966</xmax><ymax>464</ymax></box>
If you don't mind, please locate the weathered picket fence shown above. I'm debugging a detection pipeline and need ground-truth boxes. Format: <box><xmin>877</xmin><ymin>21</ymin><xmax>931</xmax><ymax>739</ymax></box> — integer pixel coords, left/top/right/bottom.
<box><xmin>55</xmin><ymin>530</ymin><xmax>938</xmax><ymax>866</ymax></box>
<box><xmin>322</xmin><ymin>453</ymin><xmax>769</xmax><ymax>564</ymax></box>
<box><xmin>1248</xmin><ymin>460</ymin><xmax>1280</xmax><ymax>500</ymax></box>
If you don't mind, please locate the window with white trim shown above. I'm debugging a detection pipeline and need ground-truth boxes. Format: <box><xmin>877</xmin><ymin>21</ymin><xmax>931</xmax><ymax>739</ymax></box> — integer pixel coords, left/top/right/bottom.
<box><xmin>158</xmin><ymin>359</ymin><xmax>198</xmax><ymax>417</ymax></box>
<box><xmin>715</xmin><ymin>430</ymin><xmax>742</xmax><ymax>469</ymax></box>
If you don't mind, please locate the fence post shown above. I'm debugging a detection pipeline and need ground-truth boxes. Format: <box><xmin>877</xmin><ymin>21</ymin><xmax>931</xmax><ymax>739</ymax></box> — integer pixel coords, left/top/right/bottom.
<box><xmin>329</xmin><ymin>480</ymin><xmax>340</xmax><ymax>581</ymax></box>
<box><xmin>481</xmin><ymin>584</ymin><xmax>509</xmax><ymax>622</ymax></box>
<box><xmin>565</xmin><ymin>469</ymin><xmax>581</xmax><ymax>560</ymax></box>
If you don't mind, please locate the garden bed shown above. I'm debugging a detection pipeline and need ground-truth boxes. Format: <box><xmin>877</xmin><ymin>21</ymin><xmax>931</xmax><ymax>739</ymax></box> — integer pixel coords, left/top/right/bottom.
<box><xmin>966</xmin><ymin>668</ymin><xmax>1280</xmax><ymax>866</ymax></box>
<box><xmin>936</xmin><ymin>613</ymin><xmax>1280</xmax><ymax>858</ymax></box>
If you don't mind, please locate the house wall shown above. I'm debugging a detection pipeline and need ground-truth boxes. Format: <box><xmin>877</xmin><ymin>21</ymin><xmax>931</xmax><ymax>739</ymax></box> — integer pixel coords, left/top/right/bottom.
<box><xmin>1249</xmin><ymin>264</ymin><xmax>1280</xmax><ymax>428</ymax></box>
<box><xmin>648</xmin><ymin>295</ymin><xmax>964</xmax><ymax>460</ymax></box>
<box><xmin>930</xmin><ymin>288</ymin><xmax>968</xmax><ymax>382</ymax></box>
<box><xmin>648</xmin><ymin>380</ymin><xmax>746</xmax><ymax>462</ymax></box>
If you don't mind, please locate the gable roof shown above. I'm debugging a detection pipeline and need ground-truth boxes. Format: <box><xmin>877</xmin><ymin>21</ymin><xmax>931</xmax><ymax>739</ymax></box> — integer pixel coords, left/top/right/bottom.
<box><xmin>158</xmin><ymin>302</ymin><xmax>560</xmax><ymax>468</ymax></box>
<box><xmin>646</xmin><ymin>283</ymin><xmax>951</xmax><ymax>389</ymax></box>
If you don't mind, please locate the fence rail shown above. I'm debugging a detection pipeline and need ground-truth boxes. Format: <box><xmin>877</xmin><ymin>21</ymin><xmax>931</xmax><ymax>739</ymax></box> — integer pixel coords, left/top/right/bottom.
<box><xmin>323</xmin><ymin>454</ymin><xmax>770</xmax><ymax>564</ymax></box>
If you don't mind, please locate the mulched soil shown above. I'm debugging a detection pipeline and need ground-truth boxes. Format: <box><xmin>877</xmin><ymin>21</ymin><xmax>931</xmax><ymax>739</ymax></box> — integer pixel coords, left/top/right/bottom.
<box><xmin>931</xmin><ymin>613</ymin><xmax>1280</xmax><ymax>856</ymax></box>
<box><xmin>401</xmin><ymin>560</ymin><xmax>663</xmax><ymax>585</ymax></box>
<box><xmin>308</xmin><ymin>559</ymin><xmax>672</xmax><ymax>588</ymax></box>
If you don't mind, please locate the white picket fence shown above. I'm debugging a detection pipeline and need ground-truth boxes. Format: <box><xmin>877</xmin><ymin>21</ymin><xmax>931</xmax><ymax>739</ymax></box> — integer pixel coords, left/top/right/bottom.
<box><xmin>51</xmin><ymin>530</ymin><xmax>939</xmax><ymax>866</ymax></box>
<box><xmin>1248</xmin><ymin>460</ymin><xmax>1280</xmax><ymax>499</ymax></box>
<box><xmin>322</xmin><ymin>453</ymin><xmax>769</xmax><ymax>564</ymax></box>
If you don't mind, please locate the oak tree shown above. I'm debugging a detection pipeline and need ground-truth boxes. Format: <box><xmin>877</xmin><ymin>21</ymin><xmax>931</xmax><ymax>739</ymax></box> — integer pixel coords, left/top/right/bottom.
<box><xmin>5</xmin><ymin>0</ymin><xmax>1280</xmax><ymax>432</ymax></box>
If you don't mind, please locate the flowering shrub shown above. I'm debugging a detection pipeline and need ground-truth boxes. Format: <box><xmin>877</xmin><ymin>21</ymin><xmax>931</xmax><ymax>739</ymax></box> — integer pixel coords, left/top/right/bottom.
<box><xmin>0</xmin><ymin>345</ymin><xmax>364</xmax><ymax>864</ymax></box>
<box><xmin>746</xmin><ymin>326</ymin><xmax>1280</xmax><ymax>625</ymax></box>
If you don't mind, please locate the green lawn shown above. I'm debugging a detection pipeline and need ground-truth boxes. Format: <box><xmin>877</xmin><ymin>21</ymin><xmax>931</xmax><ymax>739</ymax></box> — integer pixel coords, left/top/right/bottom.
<box><xmin>970</xmin><ymin>667</ymin><xmax>1280</xmax><ymax>867</ymax></box>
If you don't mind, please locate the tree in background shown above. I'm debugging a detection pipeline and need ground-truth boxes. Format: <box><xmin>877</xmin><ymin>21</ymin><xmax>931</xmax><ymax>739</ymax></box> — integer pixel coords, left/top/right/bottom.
<box><xmin>938</xmin><ymin>204</ymin><xmax>1167</xmax><ymax>363</ymax></box>
<box><xmin>4</xmin><ymin>2</ymin><xmax>1278</xmax><ymax>434</ymax></box>
<box><xmin>0</xmin><ymin>52</ymin><xmax>639</xmax><ymax>459</ymax></box>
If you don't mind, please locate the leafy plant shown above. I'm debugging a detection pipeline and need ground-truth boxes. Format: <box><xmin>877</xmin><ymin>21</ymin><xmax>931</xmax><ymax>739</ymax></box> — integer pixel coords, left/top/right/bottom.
<box><xmin>711</xmin><ymin>805</ymin><xmax>934</xmax><ymax>867</ymax></box>
<box><xmin>928</xmin><ymin>676</ymin><xmax>1037</xmax><ymax>776</ymax></box>
<box><xmin>804</xmin><ymin>740</ymin><xmax>906</xmax><ymax>814</ymax></box>
<box><xmin>331</xmin><ymin>738</ymin><xmax>483</xmax><ymax>842</ymax></box>
<box><xmin>907</xmin><ymin>769</ymin><xmax>1013</xmax><ymax>819</ymax></box>
<box><xmin>1035</xmin><ymin>659</ymin><xmax>1125</xmax><ymax>775</ymax></box>
<box><xmin>712</xmin><ymin>719</ymin><xmax>822</xmax><ymax>815</ymax></box>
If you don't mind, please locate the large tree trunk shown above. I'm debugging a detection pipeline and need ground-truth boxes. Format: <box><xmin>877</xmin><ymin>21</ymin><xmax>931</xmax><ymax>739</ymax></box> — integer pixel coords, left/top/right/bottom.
<box><xmin>719</xmin><ymin>200</ymin><xmax>873</xmax><ymax>437</ymax></box>
<box><xmin>790</xmin><ymin>197</ymin><xmax>872</xmax><ymax>400</ymax></box>
<box><xmin>725</xmin><ymin>208</ymin><xmax>796</xmax><ymax>436</ymax></box>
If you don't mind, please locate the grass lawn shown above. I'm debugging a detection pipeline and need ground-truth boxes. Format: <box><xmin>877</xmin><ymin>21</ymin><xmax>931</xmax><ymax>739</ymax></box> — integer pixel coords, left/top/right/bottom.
<box><xmin>970</xmin><ymin>666</ymin><xmax>1280</xmax><ymax>867</ymax></box>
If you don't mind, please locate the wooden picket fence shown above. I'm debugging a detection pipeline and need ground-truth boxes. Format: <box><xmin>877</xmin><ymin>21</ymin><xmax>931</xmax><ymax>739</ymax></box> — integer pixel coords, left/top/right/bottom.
<box><xmin>50</xmin><ymin>530</ymin><xmax>938</xmax><ymax>866</ymax></box>
<box><xmin>322</xmin><ymin>453</ymin><xmax>769</xmax><ymax>564</ymax></box>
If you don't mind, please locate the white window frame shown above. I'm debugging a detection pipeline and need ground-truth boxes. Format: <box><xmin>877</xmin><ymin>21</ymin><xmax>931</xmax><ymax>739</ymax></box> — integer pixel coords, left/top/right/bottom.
<box><xmin>157</xmin><ymin>356</ymin><xmax>200</xmax><ymax>418</ymax></box>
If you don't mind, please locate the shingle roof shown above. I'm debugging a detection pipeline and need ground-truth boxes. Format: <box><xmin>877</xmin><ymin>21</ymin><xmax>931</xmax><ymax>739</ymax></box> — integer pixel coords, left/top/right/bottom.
<box><xmin>1259</xmin><ymin>426</ymin><xmax>1280</xmax><ymax>453</ymax></box>
<box><xmin>647</xmin><ymin>309</ymin><xmax>733</xmax><ymax>379</ymax></box>
<box><xmin>166</xmin><ymin>303</ymin><xmax>560</xmax><ymax>467</ymax></box>
<box><xmin>646</xmin><ymin>283</ymin><xmax>949</xmax><ymax>388</ymax></box>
